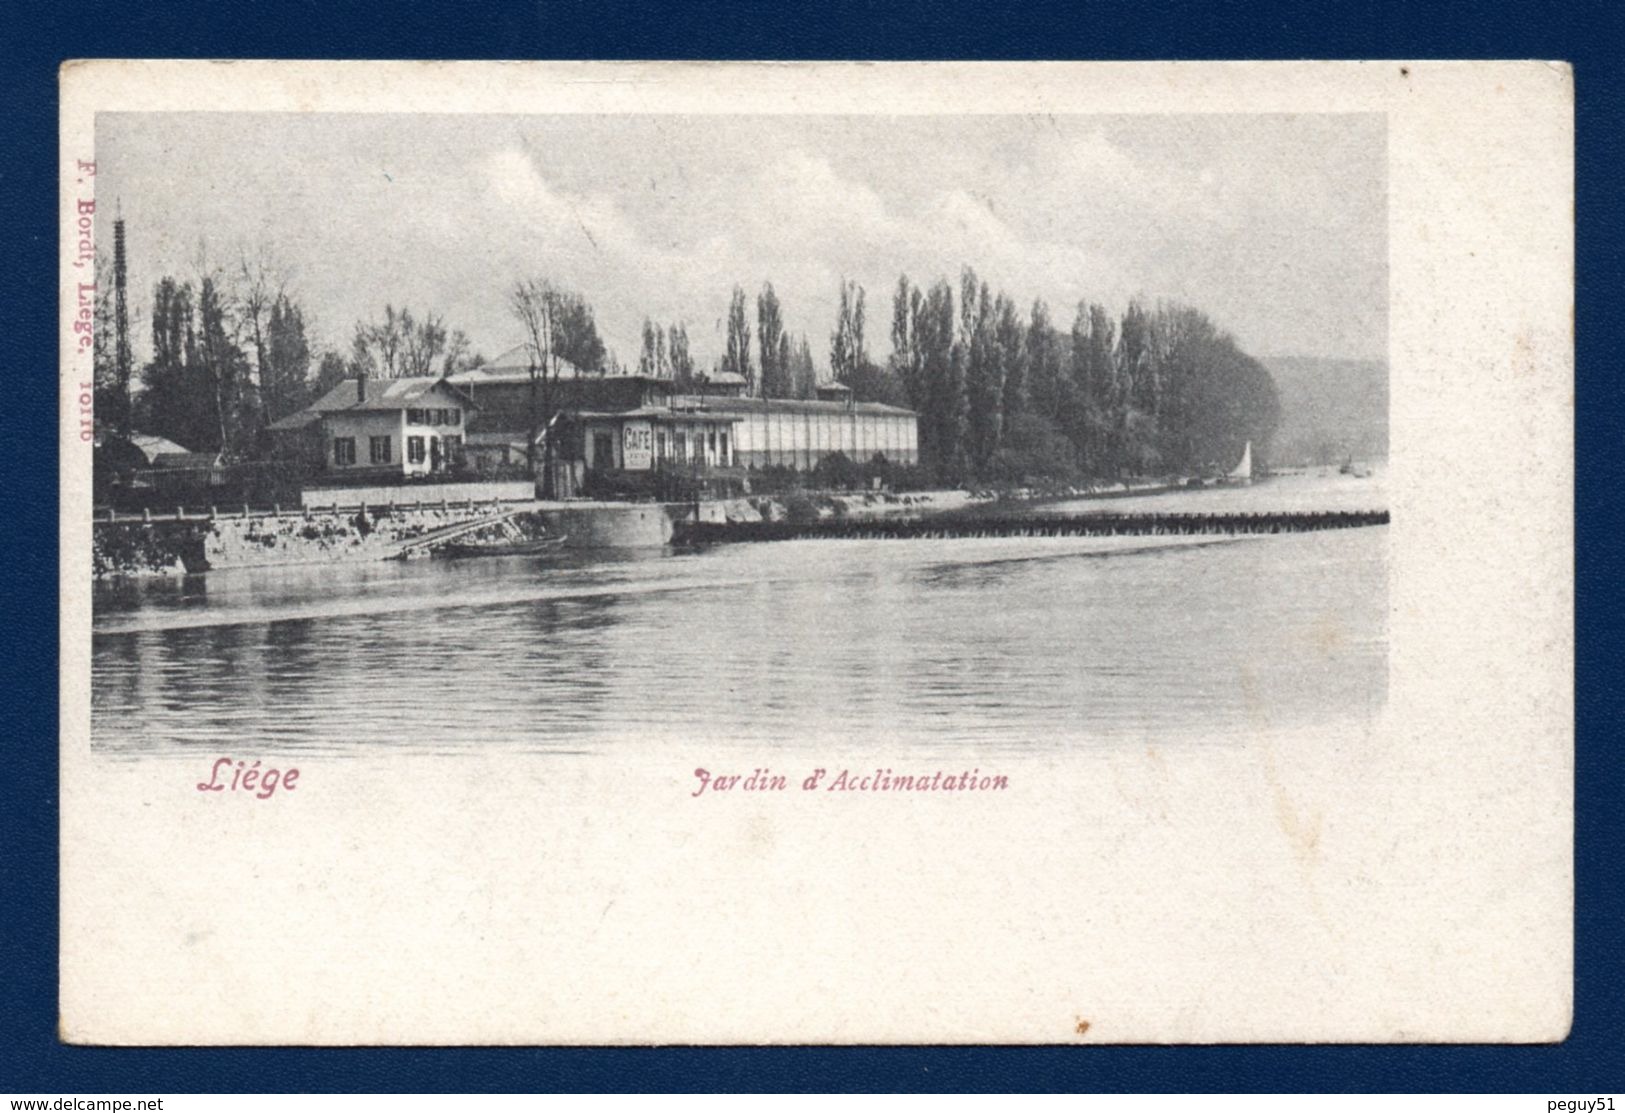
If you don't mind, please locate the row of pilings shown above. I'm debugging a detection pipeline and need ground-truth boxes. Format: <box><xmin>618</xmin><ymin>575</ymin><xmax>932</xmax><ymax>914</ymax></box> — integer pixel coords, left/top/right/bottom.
<box><xmin>675</xmin><ymin>509</ymin><xmax>1390</xmax><ymax>545</ymax></box>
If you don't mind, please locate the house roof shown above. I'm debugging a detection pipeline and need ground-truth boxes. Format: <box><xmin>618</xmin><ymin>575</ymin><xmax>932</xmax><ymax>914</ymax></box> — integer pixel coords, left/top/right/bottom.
<box><xmin>452</xmin><ymin>346</ymin><xmax>669</xmax><ymax>387</ymax></box>
<box><xmin>459</xmin><ymin>344</ymin><xmax>590</xmax><ymax>381</ymax></box>
<box><xmin>574</xmin><ymin>407</ymin><xmax>738</xmax><ymax>423</ymax></box>
<box><xmin>151</xmin><ymin>451</ymin><xmax>222</xmax><ymax>469</ymax></box>
<box><xmin>696</xmin><ymin>371</ymin><xmax>748</xmax><ymax>387</ymax></box>
<box><xmin>267</xmin><ymin>409</ymin><xmax>322</xmax><ymax>432</ymax></box>
<box><xmin>303</xmin><ymin>376</ymin><xmax>477</xmax><ymax>414</ymax></box>
<box><xmin>679</xmin><ymin>397</ymin><xmax>917</xmax><ymax>418</ymax></box>
<box><xmin>466</xmin><ymin>430</ymin><xmax>543</xmax><ymax>447</ymax></box>
<box><xmin>128</xmin><ymin>432</ymin><xmax>193</xmax><ymax>460</ymax></box>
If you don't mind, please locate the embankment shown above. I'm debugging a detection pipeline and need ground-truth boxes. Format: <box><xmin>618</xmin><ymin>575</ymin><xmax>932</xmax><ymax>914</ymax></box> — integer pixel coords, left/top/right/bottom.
<box><xmin>92</xmin><ymin>489</ymin><xmax>1001</xmax><ymax>578</ymax></box>
<box><xmin>93</xmin><ymin>505</ymin><xmax>527</xmax><ymax>578</ymax></box>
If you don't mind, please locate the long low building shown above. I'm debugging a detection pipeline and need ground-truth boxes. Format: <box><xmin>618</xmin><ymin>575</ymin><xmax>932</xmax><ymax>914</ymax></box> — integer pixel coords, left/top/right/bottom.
<box><xmin>448</xmin><ymin>347</ymin><xmax>919</xmax><ymax>480</ymax></box>
<box><xmin>696</xmin><ymin>397</ymin><xmax>918</xmax><ymax>469</ymax></box>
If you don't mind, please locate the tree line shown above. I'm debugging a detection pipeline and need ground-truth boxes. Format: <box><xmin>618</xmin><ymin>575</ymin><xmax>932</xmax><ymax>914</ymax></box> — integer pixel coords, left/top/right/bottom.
<box><xmin>880</xmin><ymin>268</ymin><xmax>1279</xmax><ymax>483</ymax></box>
<box><xmin>637</xmin><ymin>282</ymin><xmax>817</xmax><ymax>399</ymax></box>
<box><xmin>99</xmin><ymin>230</ymin><xmax>1277</xmax><ymax>485</ymax></box>
<box><xmin>635</xmin><ymin>268</ymin><xmax>1279</xmax><ymax>484</ymax></box>
<box><xmin>96</xmin><ymin>239</ymin><xmax>606</xmax><ymax>463</ymax></box>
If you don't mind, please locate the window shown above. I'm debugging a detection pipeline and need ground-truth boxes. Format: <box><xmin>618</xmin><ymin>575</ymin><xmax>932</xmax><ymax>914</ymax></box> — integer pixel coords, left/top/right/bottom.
<box><xmin>674</xmin><ymin>433</ymin><xmax>687</xmax><ymax>463</ymax></box>
<box><xmin>369</xmin><ymin>435</ymin><xmax>391</xmax><ymax>464</ymax></box>
<box><xmin>407</xmin><ymin>436</ymin><xmax>426</xmax><ymax>465</ymax></box>
<box><xmin>708</xmin><ymin>430</ymin><xmax>717</xmax><ymax>455</ymax></box>
<box><xmin>448</xmin><ymin>409</ymin><xmax>461</xmax><ymax>427</ymax></box>
<box><xmin>333</xmin><ymin>437</ymin><xmax>356</xmax><ymax>466</ymax></box>
<box><xmin>656</xmin><ymin>431</ymin><xmax>667</xmax><ymax>460</ymax></box>
<box><xmin>407</xmin><ymin>409</ymin><xmax>425</xmax><ymax>426</ymax></box>
<box><xmin>719</xmin><ymin>431</ymin><xmax>729</xmax><ymax>463</ymax></box>
<box><xmin>443</xmin><ymin>434</ymin><xmax>462</xmax><ymax>459</ymax></box>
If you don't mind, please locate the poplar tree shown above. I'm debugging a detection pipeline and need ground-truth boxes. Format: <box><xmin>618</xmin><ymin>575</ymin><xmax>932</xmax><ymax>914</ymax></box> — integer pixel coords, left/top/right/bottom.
<box><xmin>668</xmin><ymin>324</ymin><xmax>695</xmax><ymax>388</ymax></box>
<box><xmin>995</xmin><ymin>293</ymin><xmax>1027</xmax><ymax>430</ymax></box>
<box><xmin>915</xmin><ymin>279</ymin><xmax>965</xmax><ymax>482</ymax></box>
<box><xmin>790</xmin><ymin>334</ymin><xmax>818</xmax><ymax>399</ymax></box>
<box><xmin>959</xmin><ymin>268</ymin><xmax>1003</xmax><ymax>470</ymax></box>
<box><xmin>261</xmin><ymin>293</ymin><xmax>312</xmax><ymax>422</ymax></box>
<box><xmin>829</xmin><ymin>278</ymin><xmax>867</xmax><ymax>386</ymax></box>
<box><xmin>639</xmin><ymin>319</ymin><xmax>660</xmax><ymax>377</ymax></box>
<box><xmin>1025</xmin><ymin>299</ymin><xmax>1064</xmax><ymax>426</ymax></box>
<box><xmin>722</xmin><ymin>286</ymin><xmax>753</xmax><ymax>392</ymax></box>
<box><xmin>139</xmin><ymin>278</ymin><xmax>204</xmax><ymax>450</ymax></box>
<box><xmin>889</xmin><ymin>275</ymin><xmax>927</xmax><ymax>413</ymax></box>
<box><xmin>757</xmin><ymin>282</ymin><xmax>791</xmax><ymax>399</ymax></box>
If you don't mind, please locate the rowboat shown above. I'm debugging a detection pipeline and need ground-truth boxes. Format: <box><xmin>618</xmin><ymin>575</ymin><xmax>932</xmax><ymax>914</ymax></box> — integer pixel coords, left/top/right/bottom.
<box><xmin>439</xmin><ymin>534</ymin><xmax>569</xmax><ymax>559</ymax></box>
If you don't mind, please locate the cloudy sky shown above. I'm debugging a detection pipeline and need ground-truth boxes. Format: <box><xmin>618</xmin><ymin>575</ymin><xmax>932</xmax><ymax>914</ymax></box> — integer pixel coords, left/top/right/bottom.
<box><xmin>98</xmin><ymin>111</ymin><xmax>1386</xmax><ymax>370</ymax></box>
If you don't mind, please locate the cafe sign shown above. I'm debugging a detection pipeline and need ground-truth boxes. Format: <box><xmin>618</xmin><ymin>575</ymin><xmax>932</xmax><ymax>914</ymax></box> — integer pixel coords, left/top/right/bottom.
<box><xmin>622</xmin><ymin>421</ymin><xmax>653</xmax><ymax>470</ymax></box>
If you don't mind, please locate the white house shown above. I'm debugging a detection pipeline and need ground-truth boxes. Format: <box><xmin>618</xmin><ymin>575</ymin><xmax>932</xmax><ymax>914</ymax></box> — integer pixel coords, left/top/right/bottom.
<box><xmin>270</xmin><ymin>375</ymin><xmax>477</xmax><ymax>477</ymax></box>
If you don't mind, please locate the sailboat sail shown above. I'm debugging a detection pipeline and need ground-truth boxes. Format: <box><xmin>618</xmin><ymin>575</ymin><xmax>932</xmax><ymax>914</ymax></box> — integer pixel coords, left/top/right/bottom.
<box><xmin>1228</xmin><ymin>441</ymin><xmax>1253</xmax><ymax>482</ymax></box>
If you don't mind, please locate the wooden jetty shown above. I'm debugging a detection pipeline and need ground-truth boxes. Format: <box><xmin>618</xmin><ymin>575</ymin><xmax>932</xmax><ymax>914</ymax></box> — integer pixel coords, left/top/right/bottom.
<box><xmin>675</xmin><ymin>509</ymin><xmax>1389</xmax><ymax>546</ymax></box>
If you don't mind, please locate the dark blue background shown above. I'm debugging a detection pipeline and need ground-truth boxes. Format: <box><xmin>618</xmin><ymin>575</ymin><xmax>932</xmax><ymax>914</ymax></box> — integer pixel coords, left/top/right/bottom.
<box><xmin>4</xmin><ymin>0</ymin><xmax>1619</xmax><ymax>1093</ymax></box>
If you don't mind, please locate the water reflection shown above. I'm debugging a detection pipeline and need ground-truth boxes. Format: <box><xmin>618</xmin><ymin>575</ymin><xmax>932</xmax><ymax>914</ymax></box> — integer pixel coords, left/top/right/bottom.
<box><xmin>92</xmin><ymin>476</ymin><xmax>1388</xmax><ymax>759</ymax></box>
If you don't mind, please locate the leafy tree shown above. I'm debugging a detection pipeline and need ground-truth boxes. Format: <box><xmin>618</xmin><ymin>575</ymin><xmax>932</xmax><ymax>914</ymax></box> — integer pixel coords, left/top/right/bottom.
<box><xmin>350</xmin><ymin>305</ymin><xmax>410</xmax><ymax>378</ymax></box>
<box><xmin>551</xmin><ymin>293</ymin><xmax>607</xmax><ymax>374</ymax></box>
<box><xmin>509</xmin><ymin>277</ymin><xmax>580</xmax><ymax>487</ymax></box>
<box><xmin>637</xmin><ymin>318</ymin><xmax>656</xmax><ymax>375</ymax></box>
<box><xmin>988</xmin><ymin>411</ymin><xmax>1077</xmax><ymax>484</ymax></box>
<box><xmin>259</xmin><ymin>294</ymin><xmax>313</xmax><ymax>423</ymax></box>
<box><xmin>638</xmin><ymin>320</ymin><xmax>661</xmax><ymax>377</ymax></box>
<box><xmin>441</xmin><ymin>329</ymin><xmax>485</xmax><ymax>375</ymax></box>
<box><xmin>889</xmin><ymin>275</ymin><xmax>927</xmax><ymax>414</ymax></box>
<box><xmin>829</xmin><ymin>278</ymin><xmax>867</xmax><ymax>387</ymax></box>
<box><xmin>313</xmin><ymin>350</ymin><xmax>351</xmax><ymax>396</ymax></box>
<box><xmin>913</xmin><ymin>278</ymin><xmax>965</xmax><ymax>482</ymax></box>
<box><xmin>959</xmin><ymin>268</ymin><xmax>1003</xmax><ymax>470</ymax></box>
<box><xmin>757</xmin><ymin>283</ymin><xmax>792</xmax><ymax>399</ymax></box>
<box><xmin>1069</xmin><ymin>301</ymin><xmax>1117</xmax><ymax>474</ymax></box>
<box><xmin>138</xmin><ymin>278</ymin><xmax>204</xmax><ymax>450</ymax></box>
<box><xmin>1114</xmin><ymin>299</ymin><xmax>1159</xmax><ymax>475</ymax></box>
<box><xmin>640</xmin><ymin>319</ymin><xmax>694</xmax><ymax>386</ymax></box>
<box><xmin>668</xmin><ymin>324</ymin><xmax>695</xmax><ymax>388</ymax></box>
<box><xmin>231</xmin><ymin>245</ymin><xmax>290</xmax><ymax>403</ymax></box>
<box><xmin>397</xmin><ymin>308</ymin><xmax>448</xmax><ymax>378</ymax></box>
<box><xmin>138</xmin><ymin>272</ymin><xmax>257</xmax><ymax>458</ymax></box>
<box><xmin>789</xmin><ymin>334</ymin><xmax>818</xmax><ymax>399</ymax></box>
<box><xmin>196</xmin><ymin>276</ymin><xmax>259</xmax><ymax>459</ymax></box>
<box><xmin>995</xmin><ymin>294</ymin><xmax>1028</xmax><ymax>436</ymax></box>
<box><xmin>1025</xmin><ymin>299</ymin><xmax>1065</xmax><ymax>427</ymax></box>
<box><xmin>722</xmin><ymin>286</ymin><xmax>753</xmax><ymax>391</ymax></box>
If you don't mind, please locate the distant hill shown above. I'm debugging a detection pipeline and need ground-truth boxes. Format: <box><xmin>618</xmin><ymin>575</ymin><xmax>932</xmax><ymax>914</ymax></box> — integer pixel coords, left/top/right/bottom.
<box><xmin>1262</xmin><ymin>355</ymin><xmax>1388</xmax><ymax>466</ymax></box>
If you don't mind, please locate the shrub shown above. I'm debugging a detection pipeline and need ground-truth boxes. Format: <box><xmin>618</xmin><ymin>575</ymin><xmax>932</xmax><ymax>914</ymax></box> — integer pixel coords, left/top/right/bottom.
<box><xmin>782</xmin><ymin>493</ymin><xmax>821</xmax><ymax>523</ymax></box>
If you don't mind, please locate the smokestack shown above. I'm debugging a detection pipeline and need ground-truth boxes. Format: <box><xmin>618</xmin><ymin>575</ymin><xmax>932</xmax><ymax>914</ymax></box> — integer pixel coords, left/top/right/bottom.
<box><xmin>112</xmin><ymin>213</ymin><xmax>132</xmax><ymax>437</ymax></box>
<box><xmin>357</xmin><ymin>369</ymin><xmax>368</xmax><ymax>404</ymax></box>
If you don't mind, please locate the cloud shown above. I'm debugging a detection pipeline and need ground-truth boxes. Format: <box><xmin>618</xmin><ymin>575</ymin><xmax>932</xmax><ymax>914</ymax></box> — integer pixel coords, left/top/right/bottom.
<box><xmin>101</xmin><ymin>112</ymin><xmax>1387</xmax><ymax>370</ymax></box>
<box><xmin>481</xmin><ymin>147</ymin><xmax>641</xmax><ymax>261</ymax></box>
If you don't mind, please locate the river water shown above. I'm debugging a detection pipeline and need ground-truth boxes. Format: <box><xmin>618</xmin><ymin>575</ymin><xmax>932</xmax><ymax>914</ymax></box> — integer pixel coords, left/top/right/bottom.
<box><xmin>90</xmin><ymin>470</ymin><xmax>1387</xmax><ymax>757</ymax></box>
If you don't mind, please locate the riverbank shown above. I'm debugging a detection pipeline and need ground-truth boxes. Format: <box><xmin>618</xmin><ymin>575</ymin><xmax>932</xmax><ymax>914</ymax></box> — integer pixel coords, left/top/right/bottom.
<box><xmin>92</xmin><ymin>504</ymin><xmax>536</xmax><ymax>579</ymax></box>
<box><xmin>91</xmin><ymin>471</ymin><xmax>1378</xmax><ymax>579</ymax></box>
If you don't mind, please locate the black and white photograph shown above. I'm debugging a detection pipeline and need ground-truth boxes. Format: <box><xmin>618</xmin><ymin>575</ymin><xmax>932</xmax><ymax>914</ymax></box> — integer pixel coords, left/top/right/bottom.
<box><xmin>87</xmin><ymin>109</ymin><xmax>1388</xmax><ymax>754</ymax></box>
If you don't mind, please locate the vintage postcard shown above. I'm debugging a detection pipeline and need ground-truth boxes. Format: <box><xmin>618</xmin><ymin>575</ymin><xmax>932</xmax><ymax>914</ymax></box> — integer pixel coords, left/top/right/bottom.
<box><xmin>58</xmin><ymin>61</ymin><xmax>1573</xmax><ymax>1044</ymax></box>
